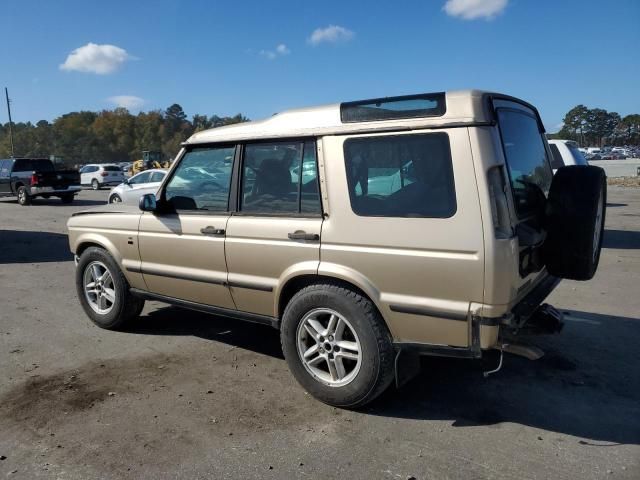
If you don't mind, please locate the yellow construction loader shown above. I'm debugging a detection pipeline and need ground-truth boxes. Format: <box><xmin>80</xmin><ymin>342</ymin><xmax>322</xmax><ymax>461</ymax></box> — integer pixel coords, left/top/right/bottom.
<box><xmin>129</xmin><ymin>151</ymin><xmax>170</xmax><ymax>176</ymax></box>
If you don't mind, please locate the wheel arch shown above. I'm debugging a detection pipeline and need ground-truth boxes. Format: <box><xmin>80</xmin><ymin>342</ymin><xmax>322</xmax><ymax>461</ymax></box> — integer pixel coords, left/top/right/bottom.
<box><xmin>276</xmin><ymin>268</ymin><xmax>385</xmax><ymax>326</ymax></box>
<box><xmin>74</xmin><ymin>235</ymin><xmax>122</xmax><ymax>265</ymax></box>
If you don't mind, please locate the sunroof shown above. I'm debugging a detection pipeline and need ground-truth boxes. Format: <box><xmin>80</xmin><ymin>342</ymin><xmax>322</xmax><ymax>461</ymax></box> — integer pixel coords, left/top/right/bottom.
<box><xmin>340</xmin><ymin>93</ymin><xmax>446</xmax><ymax>123</ymax></box>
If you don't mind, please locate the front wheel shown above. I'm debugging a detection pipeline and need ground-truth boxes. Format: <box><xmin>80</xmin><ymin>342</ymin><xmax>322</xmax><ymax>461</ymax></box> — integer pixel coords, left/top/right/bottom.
<box><xmin>109</xmin><ymin>194</ymin><xmax>122</xmax><ymax>204</ymax></box>
<box><xmin>281</xmin><ymin>283</ymin><xmax>395</xmax><ymax>408</ymax></box>
<box><xmin>75</xmin><ymin>247</ymin><xmax>144</xmax><ymax>330</ymax></box>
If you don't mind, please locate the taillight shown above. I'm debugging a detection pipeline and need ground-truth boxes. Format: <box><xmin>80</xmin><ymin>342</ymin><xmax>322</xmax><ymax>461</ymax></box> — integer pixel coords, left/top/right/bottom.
<box><xmin>101</xmin><ymin>171</ymin><xmax>108</xmax><ymax>177</ymax></box>
<box><xmin>487</xmin><ymin>166</ymin><xmax>513</xmax><ymax>239</ymax></box>
<box><xmin>30</xmin><ymin>174</ymin><xmax>39</xmax><ymax>186</ymax></box>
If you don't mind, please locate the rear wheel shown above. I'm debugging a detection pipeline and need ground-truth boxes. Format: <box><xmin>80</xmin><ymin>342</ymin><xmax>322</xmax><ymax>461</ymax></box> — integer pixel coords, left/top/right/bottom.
<box><xmin>91</xmin><ymin>179</ymin><xmax>100</xmax><ymax>190</ymax></box>
<box><xmin>76</xmin><ymin>247</ymin><xmax>144</xmax><ymax>330</ymax></box>
<box><xmin>281</xmin><ymin>283</ymin><xmax>394</xmax><ymax>408</ymax></box>
<box><xmin>17</xmin><ymin>186</ymin><xmax>31</xmax><ymax>206</ymax></box>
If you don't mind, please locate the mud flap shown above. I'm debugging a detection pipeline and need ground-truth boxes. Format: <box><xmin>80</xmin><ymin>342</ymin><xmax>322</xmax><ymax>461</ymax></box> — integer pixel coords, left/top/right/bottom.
<box><xmin>394</xmin><ymin>348</ymin><xmax>421</xmax><ymax>388</ymax></box>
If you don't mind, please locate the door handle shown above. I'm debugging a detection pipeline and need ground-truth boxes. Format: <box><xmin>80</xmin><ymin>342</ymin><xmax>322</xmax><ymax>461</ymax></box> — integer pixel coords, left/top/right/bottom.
<box><xmin>288</xmin><ymin>231</ymin><xmax>319</xmax><ymax>241</ymax></box>
<box><xmin>201</xmin><ymin>226</ymin><xmax>226</xmax><ymax>236</ymax></box>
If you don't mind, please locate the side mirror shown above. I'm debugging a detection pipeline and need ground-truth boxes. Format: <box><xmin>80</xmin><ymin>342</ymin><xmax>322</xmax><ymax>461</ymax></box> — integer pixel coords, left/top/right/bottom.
<box><xmin>123</xmin><ymin>178</ymin><xmax>130</xmax><ymax>186</ymax></box>
<box><xmin>139</xmin><ymin>193</ymin><xmax>157</xmax><ymax>212</ymax></box>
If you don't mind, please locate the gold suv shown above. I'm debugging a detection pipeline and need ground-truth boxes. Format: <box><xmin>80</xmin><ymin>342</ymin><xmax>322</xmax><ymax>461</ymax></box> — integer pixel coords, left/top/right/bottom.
<box><xmin>68</xmin><ymin>91</ymin><xmax>606</xmax><ymax>407</ymax></box>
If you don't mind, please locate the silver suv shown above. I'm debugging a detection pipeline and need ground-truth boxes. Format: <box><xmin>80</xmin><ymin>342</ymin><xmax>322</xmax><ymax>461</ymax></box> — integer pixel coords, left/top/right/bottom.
<box><xmin>68</xmin><ymin>91</ymin><xmax>606</xmax><ymax>407</ymax></box>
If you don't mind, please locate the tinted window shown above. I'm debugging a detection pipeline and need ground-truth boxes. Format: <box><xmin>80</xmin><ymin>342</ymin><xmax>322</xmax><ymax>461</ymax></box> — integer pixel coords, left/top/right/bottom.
<box><xmin>103</xmin><ymin>165</ymin><xmax>121</xmax><ymax>172</ymax></box>
<box><xmin>164</xmin><ymin>146</ymin><xmax>234</xmax><ymax>211</ymax></box>
<box><xmin>341</xmin><ymin>93</ymin><xmax>446</xmax><ymax>123</ymax></box>
<box><xmin>241</xmin><ymin>140</ymin><xmax>321</xmax><ymax>215</ymax></box>
<box><xmin>549</xmin><ymin>144</ymin><xmax>565</xmax><ymax>169</ymax></box>
<box><xmin>129</xmin><ymin>172</ymin><xmax>151</xmax><ymax>184</ymax></box>
<box><xmin>150</xmin><ymin>171</ymin><xmax>166</xmax><ymax>183</ymax></box>
<box><xmin>29</xmin><ymin>159</ymin><xmax>54</xmax><ymax>172</ymax></box>
<box><xmin>13</xmin><ymin>159</ymin><xmax>32</xmax><ymax>172</ymax></box>
<box><xmin>343</xmin><ymin>133</ymin><xmax>456</xmax><ymax>218</ymax></box>
<box><xmin>567</xmin><ymin>143</ymin><xmax>588</xmax><ymax>165</ymax></box>
<box><xmin>497</xmin><ymin>109</ymin><xmax>552</xmax><ymax>217</ymax></box>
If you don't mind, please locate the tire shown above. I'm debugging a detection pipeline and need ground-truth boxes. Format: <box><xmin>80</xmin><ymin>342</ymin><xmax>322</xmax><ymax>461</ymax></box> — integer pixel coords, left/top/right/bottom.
<box><xmin>60</xmin><ymin>194</ymin><xmax>74</xmax><ymax>204</ymax></box>
<box><xmin>91</xmin><ymin>179</ymin><xmax>100</xmax><ymax>190</ymax></box>
<box><xmin>109</xmin><ymin>194</ymin><xmax>122</xmax><ymax>204</ymax></box>
<box><xmin>17</xmin><ymin>186</ymin><xmax>31</xmax><ymax>206</ymax></box>
<box><xmin>281</xmin><ymin>283</ymin><xmax>395</xmax><ymax>408</ymax></box>
<box><xmin>75</xmin><ymin>247</ymin><xmax>145</xmax><ymax>330</ymax></box>
<box><xmin>543</xmin><ymin>165</ymin><xmax>607</xmax><ymax>280</ymax></box>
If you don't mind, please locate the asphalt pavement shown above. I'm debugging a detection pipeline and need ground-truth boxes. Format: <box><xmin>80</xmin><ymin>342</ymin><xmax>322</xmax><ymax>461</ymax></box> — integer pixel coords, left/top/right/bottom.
<box><xmin>0</xmin><ymin>188</ymin><xmax>639</xmax><ymax>479</ymax></box>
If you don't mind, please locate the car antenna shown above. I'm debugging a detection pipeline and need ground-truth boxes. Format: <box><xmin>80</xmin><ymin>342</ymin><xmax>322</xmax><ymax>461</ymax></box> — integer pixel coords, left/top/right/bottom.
<box><xmin>4</xmin><ymin>87</ymin><xmax>15</xmax><ymax>157</ymax></box>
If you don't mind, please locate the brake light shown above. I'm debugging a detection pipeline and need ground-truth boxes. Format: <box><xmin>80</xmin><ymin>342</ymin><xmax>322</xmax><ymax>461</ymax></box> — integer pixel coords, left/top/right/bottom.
<box><xmin>30</xmin><ymin>174</ymin><xmax>39</xmax><ymax>186</ymax></box>
<box><xmin>101</xmin><ymin>171</ymin><xmax>108</xmax><ymax>177</ymax></box>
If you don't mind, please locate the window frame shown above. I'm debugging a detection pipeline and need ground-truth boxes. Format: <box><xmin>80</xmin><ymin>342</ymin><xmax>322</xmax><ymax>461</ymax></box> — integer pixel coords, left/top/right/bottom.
<box><xmin>342</xmin><ymin>131</ymin><xmax>457</xmax><ymax>219</ymax></box>
<box><xmin>158</xmin><ymin>143</ymin><xmax>238</xmax><ymax>215</ymax></box>
<box><xmin>233</xmin><ymin>137</ymin><xmax>324</xmax><ymax>218</ymax></box>
<box><xmin>494</xmin><ymin>106</ymin><xmax>554</xmax><ymax>219</ymax></box>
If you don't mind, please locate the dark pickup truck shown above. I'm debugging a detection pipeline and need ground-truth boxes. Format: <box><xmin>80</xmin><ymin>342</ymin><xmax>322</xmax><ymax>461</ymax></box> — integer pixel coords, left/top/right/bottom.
<box><xmin>0</xmin><ymin>158</ymin><xmax>81</xmax><ymax>205</ymax></box>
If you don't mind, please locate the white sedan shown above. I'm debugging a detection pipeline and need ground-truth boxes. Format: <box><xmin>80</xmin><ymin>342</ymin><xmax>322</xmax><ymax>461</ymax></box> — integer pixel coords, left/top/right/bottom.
<box><xmin>107</xmin><ymin>169</ymin><xmax>167</xmax><ymax>204</ymax></box>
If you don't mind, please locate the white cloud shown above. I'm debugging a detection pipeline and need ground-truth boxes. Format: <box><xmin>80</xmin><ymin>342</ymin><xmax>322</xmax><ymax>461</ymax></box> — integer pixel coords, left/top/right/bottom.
<box><xmin>443</xmin><ymin>0</ymin><xmax>508</xmax><ymax>20</ymax></box>
<box><xmin>60</xmin><ymin>43</ymin><xmax>134</xmax><ymax>74</ymax></box>
<box><xmin>107</xmin><ymin>95</ymin><xmax>145</xmax><ymax>110</ymax></box>
<box><xmin>260</xmin><ymin>43</ymin><xmax>291</xmax><ymax>60</ymax></box>
<box><xmin>308</xmin><ymin>25</ymin><xmax>354</xmax><ymax>46</ymax></box>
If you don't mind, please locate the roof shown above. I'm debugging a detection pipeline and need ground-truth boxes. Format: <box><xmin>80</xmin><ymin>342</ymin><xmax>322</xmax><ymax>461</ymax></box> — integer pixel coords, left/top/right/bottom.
<box><xmin>186</xmin><ymin>90</ymin><xmax>510</xmax><ymax>145</ymax></box>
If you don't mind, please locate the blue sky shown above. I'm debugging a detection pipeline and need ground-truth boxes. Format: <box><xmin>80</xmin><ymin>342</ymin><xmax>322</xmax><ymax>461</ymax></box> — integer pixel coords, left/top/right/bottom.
<box><xmin>3</xmin><ymin>0</ymin><xmax>640</xmax><ymax>131</ymax></box>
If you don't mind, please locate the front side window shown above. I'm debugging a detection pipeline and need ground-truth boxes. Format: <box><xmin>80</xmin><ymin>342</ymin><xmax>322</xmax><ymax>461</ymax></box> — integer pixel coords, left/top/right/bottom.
<box><xmin>497</xmin><ymin>109</ymin><xmax>553</xmax><ymax>217</ymax></box>
<box><xmin>241</xmin><ymin>140</ymin><xmax>321</xmax><ymax>215</ymax></box>
<box><xmin>163</xmin><ymin>146</ymin><xmax>234</xmax><ymax>211</ymax></box>
<box><xmin>343</xmin><ymin>133</ymin><xmax>456</xmax><ymax>218</ymax></box>
<box><xmin>129</xmin><ymin>172</ymin><xmax>151</xmax><ymax>185</ymax></box>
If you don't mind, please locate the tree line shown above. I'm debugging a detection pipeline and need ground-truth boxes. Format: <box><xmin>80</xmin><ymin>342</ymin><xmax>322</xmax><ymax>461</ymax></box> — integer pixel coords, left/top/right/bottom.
<box><xmin>550</xmin><ymin>105</ymin><xmax>640</xmax><ymax>147</ymax></box>
<box><xmin>0</xmin><ymin>104</ymin><xmax>249</xmax><ymax>165</ymax></box>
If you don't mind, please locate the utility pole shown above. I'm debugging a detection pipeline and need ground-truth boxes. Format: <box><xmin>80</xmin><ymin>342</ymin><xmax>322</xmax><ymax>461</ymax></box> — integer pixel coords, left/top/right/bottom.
<box><xmin>5</xmin><ymin>87</ymin><xmax>15</xmax><ymax>157</ymax></box>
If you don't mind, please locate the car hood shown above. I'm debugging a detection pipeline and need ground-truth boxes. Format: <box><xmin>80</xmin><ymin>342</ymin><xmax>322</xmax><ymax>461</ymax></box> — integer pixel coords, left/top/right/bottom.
<box><xmin>71</xmin><ymin>202</ymin><xmax>142</xmax><ymax>217</ymax></box>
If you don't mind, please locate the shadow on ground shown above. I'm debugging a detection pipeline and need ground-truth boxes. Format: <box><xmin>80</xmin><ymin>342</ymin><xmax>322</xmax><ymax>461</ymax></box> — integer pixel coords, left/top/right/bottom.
<box><xmin>603</xmin><ymin>229</ymin><xmax>640</xmax><ymax>249</ymax></box>
<box><xmin>128</xmin><ymin>306</ymin><xmax>640</xmax><ymax>445</ymax></box>
<box><xmin>0</xmin><ymin>230</ymin><xmax>72</xmax><ymax>263</ymax></box>
<box><xmin>0</xmin><ymin>197</ymin><xmax>105</xmax><ymax>207</ymax></box>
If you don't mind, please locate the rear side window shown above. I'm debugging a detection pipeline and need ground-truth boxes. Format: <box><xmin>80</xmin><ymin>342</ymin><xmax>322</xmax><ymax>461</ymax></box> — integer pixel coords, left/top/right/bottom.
<box><xmin>549</xmin><ymin>144</ymin><xmax>565</xmax><ymax>169</ymax></box>
<box><xmin>343</xmin><ymin>133</ymin><xmax>456</xmax><ymax>218</ymax></box>
<box><xmin>567</xmin><ymin>143</ymin><xmax>588</xmax><ymax>165</ymax></box>
<box><xmin>0</xmin><ymin>160</ymin><xmax>10</xmax><ymax>177</ymax></box>
<box><xmin>103</xmin><ymin>166</ymin><xmax>121</xmax><ymax>172</ymax></box>
<box><xmin>240</xmin><ymin>140</ymin><xmax>321</xmax><ymax>215</ymax></box>
<box><xmin>497</xmin><ymin>109</ymin><xmax>552</xmax><ymax>217</ymax></box>
<box><xmin>13</xmin><ymin>159</ymin><xmax>32</xmax><ymax>172</ymax></box>
<box><xmin>150</xmin><ymin>171</ymin><xmax>166</xmax><ymax>183</ymax></box>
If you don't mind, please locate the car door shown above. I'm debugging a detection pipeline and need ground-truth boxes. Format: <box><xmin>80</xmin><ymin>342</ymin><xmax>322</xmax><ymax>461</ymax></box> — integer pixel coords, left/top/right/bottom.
<box><xmin>137</xmin><ymin>146</ymin><xmax>236</xmax><ymax>308</ymax></box>
<box><xmin>225</xmin><ymin>139</ymin><xmax>323</xmax><ymax>316</ymax></box>
<box><xmin>123</xmin><ymin>171</ymin><xmax>152</xmax><ymax>203</ymax></box>
<box><xmin>80</xmin><ymin>166</ymin><xmax>94</xmax><ymax>185</ymax></box>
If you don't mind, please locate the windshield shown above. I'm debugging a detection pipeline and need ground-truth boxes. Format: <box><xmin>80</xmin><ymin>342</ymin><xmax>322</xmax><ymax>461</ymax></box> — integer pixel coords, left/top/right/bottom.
<box><xmin>497</xmin><ymin>108</ymin><xmax>553</xmax><ymax>217</ymax></box>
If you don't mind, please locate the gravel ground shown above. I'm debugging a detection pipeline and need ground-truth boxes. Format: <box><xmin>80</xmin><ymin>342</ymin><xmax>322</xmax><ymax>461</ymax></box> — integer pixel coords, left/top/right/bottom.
<box><xmin>0</xmin><ymin>188</ymin><xmax>638</xmax><ymax>479</ymax></box>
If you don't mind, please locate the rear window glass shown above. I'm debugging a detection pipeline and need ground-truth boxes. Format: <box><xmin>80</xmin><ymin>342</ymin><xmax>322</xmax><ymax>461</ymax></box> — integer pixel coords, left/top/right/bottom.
<box><xmin>341</xmin><ymin>93</ymin><xmax>446</xmax><ymax>123</ymax></box>
<box><xmin>549</xmin><ymin>144</ymin><xmax>565</xmax><ymax>169</ymax></box>
<box><xmin>343</xmin><ymin>133</ymin><xmax>456</xmax><ymax>218</ymax></box>
<box><xmin>103</xmin><ymin>166</ymin><xmax>121</xmax><ymax>171</ymax></box>
<box><xmin>497</xmin><ymin>109</ymin><xmax>552</xmax><ymax>217</ymax></box>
